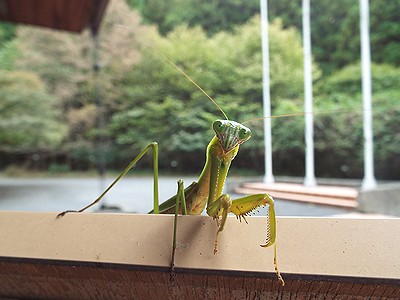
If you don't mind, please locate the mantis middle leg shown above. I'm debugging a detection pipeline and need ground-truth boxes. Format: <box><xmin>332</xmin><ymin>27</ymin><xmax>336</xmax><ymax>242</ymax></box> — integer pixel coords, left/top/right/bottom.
<box><xmin>169</xmin><ymin>179</ymin><xmax>188</xmax><ymax>284</ymax></box>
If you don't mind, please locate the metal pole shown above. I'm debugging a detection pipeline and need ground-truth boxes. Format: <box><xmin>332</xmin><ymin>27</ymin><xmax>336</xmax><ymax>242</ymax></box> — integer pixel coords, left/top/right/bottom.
<box><xmin>260</xmin><ymin>0</ymin><xmax>274</xmax><ymax>184</ymax></box>
<box><xmin>302</xmin><ymin>0</ymin><xmax>317</xmax><ymax>186</ymax></box>
<box><xmin>92</xmin><ymin>32</ymin><xmax>108</xmax><ymax>208</ymax></box>
<box><xmin>360</xmin><ymin>0</ymin><xmax>377</xmax><ymax>190</ymax></box>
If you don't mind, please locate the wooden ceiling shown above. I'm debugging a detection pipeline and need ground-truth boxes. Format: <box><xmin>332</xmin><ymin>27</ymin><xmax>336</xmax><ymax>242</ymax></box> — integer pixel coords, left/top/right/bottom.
<box><xmin>0</xmin><ymin>0</ymin><xmax>109</xmax><ymax>34</ymax></box>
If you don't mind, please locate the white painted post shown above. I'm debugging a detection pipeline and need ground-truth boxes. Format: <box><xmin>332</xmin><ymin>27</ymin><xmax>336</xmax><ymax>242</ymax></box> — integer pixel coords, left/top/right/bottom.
<box><xmin>360</xmin><ymin>0</ymin><xmax>377</xmax><ymax>190</ymax></box>
<box><xmin>260</xmin><ymin>0</ymin><xmax>275</xmax><ymax>184</ymax></box>
<box><xmin>302</xmin><ymin>0</ymin><xmax>317</xmax><ymax>187</ymax></box>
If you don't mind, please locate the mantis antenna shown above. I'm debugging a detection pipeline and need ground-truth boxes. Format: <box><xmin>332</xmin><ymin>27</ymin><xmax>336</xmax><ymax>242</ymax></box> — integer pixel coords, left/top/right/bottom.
<box><xmin>241</xmin><ymin>108</ymin><xmax>379</xmax><ymax>125</ymax></box>
<box><xmin>118</xmin><ymin>25</ymin><xmax>229</xmax><ymax>121</ymax></box>
<box><xmin>158</xmin><ymin>53</ymin><xmax>229</xmax><ymax>121</ymax></box>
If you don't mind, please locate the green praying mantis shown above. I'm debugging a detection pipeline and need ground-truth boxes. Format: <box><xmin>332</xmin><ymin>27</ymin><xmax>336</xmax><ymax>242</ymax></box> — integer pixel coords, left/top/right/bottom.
<box><xmin>57</xmin><ymin>57</ymin><xmax>285</xmax><ymax>286</ymax></box>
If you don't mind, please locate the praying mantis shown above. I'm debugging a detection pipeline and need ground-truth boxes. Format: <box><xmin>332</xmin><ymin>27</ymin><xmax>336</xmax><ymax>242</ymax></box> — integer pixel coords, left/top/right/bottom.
<box><xmin>57</xmin><ymin>56</ymin><xmax>285</xmax><ymax>287</ymax></box>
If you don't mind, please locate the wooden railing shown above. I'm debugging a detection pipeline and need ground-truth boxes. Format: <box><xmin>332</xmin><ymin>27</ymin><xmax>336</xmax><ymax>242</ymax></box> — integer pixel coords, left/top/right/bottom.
<box><xmin>0</xmin><ymin>212</ymin><xmax>399</xmax><ymax>298</ymax></box>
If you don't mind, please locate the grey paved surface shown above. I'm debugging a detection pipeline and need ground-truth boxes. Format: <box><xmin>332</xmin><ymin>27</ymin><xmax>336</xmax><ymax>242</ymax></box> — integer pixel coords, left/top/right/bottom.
<box><xmin>0</xmin><ymin>177</ymin><xmax>354</xmax><ymax>216</ymax></box>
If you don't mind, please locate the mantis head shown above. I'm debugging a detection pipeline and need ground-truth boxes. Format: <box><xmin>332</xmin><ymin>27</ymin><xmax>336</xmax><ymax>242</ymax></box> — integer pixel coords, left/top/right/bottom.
<box><xmin>213</xmin><ymin>120</ymin><xmax>252</xmax><ymax>153</ymax></box>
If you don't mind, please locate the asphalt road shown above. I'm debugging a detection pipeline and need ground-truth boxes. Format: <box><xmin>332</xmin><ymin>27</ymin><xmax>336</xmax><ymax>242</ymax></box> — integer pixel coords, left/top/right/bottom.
<box><xmin>0</xmin><ymin>177</ymin><xmax>352</xmax><ymax>216</ymax></box>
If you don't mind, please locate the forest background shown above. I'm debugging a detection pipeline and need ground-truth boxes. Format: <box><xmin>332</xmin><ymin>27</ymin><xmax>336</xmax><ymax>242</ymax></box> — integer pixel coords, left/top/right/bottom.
<box><xmin>0</xmin><ymin>0</ymin><xmax>399</xmax><ymax>179</ymax></box>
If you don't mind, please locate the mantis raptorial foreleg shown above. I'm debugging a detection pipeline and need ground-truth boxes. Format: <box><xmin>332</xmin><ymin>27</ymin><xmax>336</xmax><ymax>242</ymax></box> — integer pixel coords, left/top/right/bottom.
<box><xmin>233</xmin><ymin>193</ymin><xmax>284</xmax><ymax>286</ymax></box>
<box><xmin>207</xmin><ymin>192</ymin><xmax>284</xmax><ymax>286</ymax></box>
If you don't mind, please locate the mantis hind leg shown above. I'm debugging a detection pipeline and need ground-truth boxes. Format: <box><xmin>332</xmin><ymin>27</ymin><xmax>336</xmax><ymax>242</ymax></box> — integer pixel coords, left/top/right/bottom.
<box><xmin>57</xmin><ymin>142</ymin><xmax>159</xmax><ymax>218</ymax></box>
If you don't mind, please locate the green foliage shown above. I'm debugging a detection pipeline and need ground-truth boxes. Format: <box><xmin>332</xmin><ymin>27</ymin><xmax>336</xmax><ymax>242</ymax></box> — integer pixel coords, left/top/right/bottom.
<box><xmin>128</xmin><ymin>0</ymin><xmax>260</xmax><ymax>35</ymax></box>
<box><xmin>109</xmin><ymin>16</ymin><xmax>308</xmax><ymax>170</ymax></box>
<box><xmin>268</xmin><ymin>0</ymin><xmax>400</xmax><ymax>74</ymax></box>
<box><xmin>0</xmin><ymin>23</ymin><xmax>16</xmax><ymax>46</ymax></box>
<box><xmin>130</xmin><ymin>0</ymin><xmax>399</xmax><ymax>75</ymax></box>
<box><xmin>48</xmin><ymin>163</ymin><xmax>71</xmax><ymax>173</ymax></box>
<box><xmin>318</xmin><ymin>63</ymin><xmax>400</xmax><ymax>96</ymax></box>
<box><xmin>0</xmin><ymin>40</ymin><xmax>20</xmax><ymax>70</ymax></box>
<box><xmin>12</xmin><ymin>0</ymin><xmax>152</xmax><ymax>168</ymax></box>
<box><xmin>0</xmin><ymin>0</ymin><xmax>398</xmax><ymax>179</ymax></box>
<box><xmin>312</xmin><ymin>63</ymin><xmax>400</xmax><ymax>178</ymax></box>
<box><xmin>0</xmin><ymin>22</ymin><xmax>19</xmax><ymax>70</ymax></box>
<box><xmin>0</xmin><ymin>71</ymin><xmax>66</xmax><ymax>153</ymax></box>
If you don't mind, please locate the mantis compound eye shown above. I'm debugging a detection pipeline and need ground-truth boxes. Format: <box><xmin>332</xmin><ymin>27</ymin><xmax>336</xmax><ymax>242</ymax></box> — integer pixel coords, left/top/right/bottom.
<box><xmin>213</xmin><ymin>120</ymin><xmax>224</xmax><ymax>133</ymax></box>
<box><xmin>239</xmin><ymin>127</ymin><xmax>252</xmax><ymax>141</ymax></box>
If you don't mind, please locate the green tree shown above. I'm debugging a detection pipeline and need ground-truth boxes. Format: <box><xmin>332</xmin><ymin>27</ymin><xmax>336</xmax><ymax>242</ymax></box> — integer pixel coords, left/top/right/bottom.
<box><xmin>14</xmin><ymin>0</ymin><xmax>152</xmax><ymax>169</ymax></box>
<box><xmin>0</xmin><ymin>71</ymin><xmax>65</xmax><ymax>153</ymax></box>
<box><xmin>268</xmin><ymin>0</ymin><xmax>400</xmax><ymax>74</ymax></box>
<box><xmin>128</xmin><ymin>0</ymin><xmax>260</xmax><ymax>35</ymax></box>
<box><xmin>0</xmin><ymin>22</ymin><xmax>16</xmax><ymax>46</ymax></box>
<box><xmin>313</xmin><ymin>63</ymin><xmax>400</xmax><ymax>178</ymax></box>
<box><xmin>0</xmin><ymin>21</ymin><xmax>18</xmax><ymax>71</ymax></box>
<box><xmin>109</xmin><ymin>16</ymin><xmax>312</xmax><ymax>172</ymax></box>
<box><xmin>0</xmin><ymin>40</ymin><xmax>19</xmax><ymax>70</ymax></box>
<box><xmin>130</xmin><ymin>0</ymin><xmax>400</xmax><ymax>75</ymax></box>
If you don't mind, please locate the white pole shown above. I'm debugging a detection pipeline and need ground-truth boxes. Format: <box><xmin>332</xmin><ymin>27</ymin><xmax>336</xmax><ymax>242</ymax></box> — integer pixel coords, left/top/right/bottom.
<box><xmin>360</xmin><ymin>0</ymin><xmax>377</xmax><ymax>190</ymax></box>
<box><xmin>302</xmin><ymin>0</ymin><xmax>317</xmax><ymax>186</ymax></box>
<box><xmin>260</xmin><ymin>0</ymin><xmax>274</xmax><ymax>184</ymax></box>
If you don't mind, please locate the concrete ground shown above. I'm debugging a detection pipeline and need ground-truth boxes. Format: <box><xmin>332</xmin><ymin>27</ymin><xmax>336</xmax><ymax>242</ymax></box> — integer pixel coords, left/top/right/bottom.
<box><xmin>0</xmin><ymin>176</ymin><xmax>356</xmax><ymax>216</ymax></box>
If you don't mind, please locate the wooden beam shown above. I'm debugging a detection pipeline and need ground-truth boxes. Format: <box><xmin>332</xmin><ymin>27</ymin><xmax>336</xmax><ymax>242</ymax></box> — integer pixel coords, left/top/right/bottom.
<box><xmin>0</xmin><ymin>0</ymin><xmax>109</xmax><ymax>33</ymax></box>
<box><xmin>0</xmin><ymin>258</ymin><xmax>398</xmax><ymax>299</ymax></box>
<box><xmin>0</xmin><ymin>212</ymin><xmax>399</xmax><ymax>298</ymax></box>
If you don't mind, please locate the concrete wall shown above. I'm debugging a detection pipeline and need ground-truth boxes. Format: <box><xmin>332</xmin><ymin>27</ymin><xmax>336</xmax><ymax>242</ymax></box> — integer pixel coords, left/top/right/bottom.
<box><xmin>358</xmin><ymin>183</ymin><xmax>400</xmax><ymax>216</ymax></box>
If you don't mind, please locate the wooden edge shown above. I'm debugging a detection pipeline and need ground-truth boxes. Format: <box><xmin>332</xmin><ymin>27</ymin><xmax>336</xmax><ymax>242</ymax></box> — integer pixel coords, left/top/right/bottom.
<box><xmin>0</xmin><ymin>211</ymin><xmax>399</xmax><ymax>298</ymax></box>
<box><xmin>0</xmin><ymin>256</ymin><xmax>399</xmax><ymax>299</ymax></box>
<box><xmin>1</xmin><ymin>255</ymin><xmax>399</xmax><ymax>285</ymax></box>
